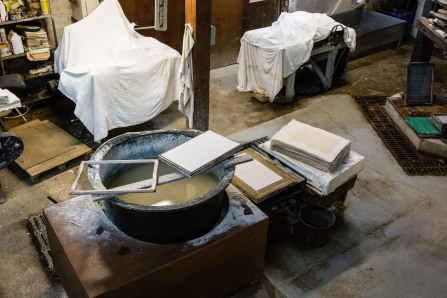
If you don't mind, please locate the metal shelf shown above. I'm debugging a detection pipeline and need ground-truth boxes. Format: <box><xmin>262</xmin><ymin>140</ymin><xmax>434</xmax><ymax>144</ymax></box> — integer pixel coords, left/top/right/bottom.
<box><xmin>2</xmin><ymin>46</ymin><xmax>56</xmax><ymax>61</ymax></box>
<box><xmin>1</xmin><ymin>52</ymin><xmax>27</xmax><ymax>60</ymax></box>
<box><xmin>0</xmin><ymin>15</ymin><xmax>52</xmax><ymax>26</ymax></box>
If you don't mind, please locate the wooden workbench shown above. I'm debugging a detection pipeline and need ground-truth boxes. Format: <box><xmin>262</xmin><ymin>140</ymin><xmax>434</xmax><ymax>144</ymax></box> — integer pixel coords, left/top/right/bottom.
<box><xmin>44</xmin><ymin>184</ymin><xmax>268</xmax><ymax>298</ymax></box>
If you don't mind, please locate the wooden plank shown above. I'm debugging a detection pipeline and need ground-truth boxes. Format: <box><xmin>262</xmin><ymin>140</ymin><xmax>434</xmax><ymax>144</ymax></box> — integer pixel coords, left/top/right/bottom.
<box><xmin>242</xmin><ymin>0</ymin><xmax>280</xmax><ymax>33</ymax></box>
<box><xmin>44</xmin><ymin>185</ymin><xmax>268</xmax><ymax>297</ymax></box>
<box><xmin>416</xmin><ymin>17</ymin><xmax>447</xmax><ymax>52</ymax></box>
<box><xmin>10</xmin><ymin>120</ymin><xmax>91</xmax><ymax>180</ymax></box>
<box><xmin>185</xmin><ymin>0</ymin><xmax>196</xmax><ymax>38</ymax></box>
<box><xmin>324</xmin><ymin>49</ymin><xmax>338</xmax><ymax>89</ymax></box>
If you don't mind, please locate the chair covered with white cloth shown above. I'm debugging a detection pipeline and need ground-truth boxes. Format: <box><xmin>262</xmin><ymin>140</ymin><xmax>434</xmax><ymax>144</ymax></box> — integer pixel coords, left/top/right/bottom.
<box><xmin>54</xmin><ymin>0</ymin><xmax>182</xmax><ymax>141</ymax></box>
<box><xmin>237</xmin><ymin>11</ymin><xmax>356</xmax><ymax>102</ymax></box>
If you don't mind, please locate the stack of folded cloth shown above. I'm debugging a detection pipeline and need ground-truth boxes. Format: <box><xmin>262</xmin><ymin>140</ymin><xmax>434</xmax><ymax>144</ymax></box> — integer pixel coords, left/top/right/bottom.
<box><xmin>0</xmin><ymin>88</ymin><xmax>21</xmax><ymax>109</ymax></box>
<box><xmin>0</xmin><ymin>88</ymin><xmax>9</xmax><ymax>104</ymax></box>
<box><xmin>270</xmin><ymin>119</ymin><xmax>351</xmax><ymax>172</ymax></box>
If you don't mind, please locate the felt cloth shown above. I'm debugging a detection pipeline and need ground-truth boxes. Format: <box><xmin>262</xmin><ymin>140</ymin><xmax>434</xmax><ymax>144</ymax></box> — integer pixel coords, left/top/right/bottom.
<box><xmin>405</xmin><ymin>117</ymin><xmax>442</xmax><ymax>137</ymax></box>
<box><xmin>54</xmin><ymin>0</ymin><xmax>181</xmax><ymax>141</ymax></box>
<box><xmin>0</xmin><ymin>89</ymin><xmax>21</xmax><ymax>112</ymax></box>
<box><xmin>237</xmin><ymin>11</ymin><xmax>356</xmax><ymax>101</ymax></box>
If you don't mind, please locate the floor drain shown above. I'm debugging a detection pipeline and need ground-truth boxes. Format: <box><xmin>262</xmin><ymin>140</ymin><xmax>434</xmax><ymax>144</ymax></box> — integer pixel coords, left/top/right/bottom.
<box><xmin>355</xmin><ymin>96</ymin><xmax>447</xmax><ymax>176</ymax></box>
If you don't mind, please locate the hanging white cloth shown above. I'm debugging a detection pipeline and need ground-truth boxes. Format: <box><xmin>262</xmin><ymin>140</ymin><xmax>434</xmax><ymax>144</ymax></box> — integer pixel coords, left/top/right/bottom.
<box><xmin>179</xmin><ymin>24</ymin><xmax>195</xmax><ymax>128</ymax></box>
<box><xmin>54</xmin><ymin>0</ymin><xmax>181</xmax><ymax>141</ymax></box>
<box><xmin>237</xmin><ymin>11</ymin><xmax>356</xmax><ymax>101</ymax></box>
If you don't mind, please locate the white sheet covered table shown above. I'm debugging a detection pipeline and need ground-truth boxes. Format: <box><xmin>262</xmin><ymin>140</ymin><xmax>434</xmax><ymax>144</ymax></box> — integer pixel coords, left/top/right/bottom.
<box><xmin>237</xmin><ymin>11</ymin><xmax>356</xmax><ymax>101</ymax></box>
<box><xmin>55</xmin><ymin>0</ymin><xmax>181</xmax><ymax>141</ymax></box>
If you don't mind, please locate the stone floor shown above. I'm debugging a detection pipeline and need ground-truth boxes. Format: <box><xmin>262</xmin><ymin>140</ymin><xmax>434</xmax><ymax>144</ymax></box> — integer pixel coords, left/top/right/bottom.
<box><xmin>0</xmin><ymin>43</ymin><xmax>446</xmax><ymax>297</ymax></box>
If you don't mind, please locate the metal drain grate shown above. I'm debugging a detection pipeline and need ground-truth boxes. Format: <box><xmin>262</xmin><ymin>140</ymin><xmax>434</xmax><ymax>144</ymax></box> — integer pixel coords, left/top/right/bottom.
<box><xmin>355</xmin><ymin>96</ymin><xmax>447</xmax><ymax>176</ymax></box>
<box><xmin>26</xmin><ymin>214</ymin><xmax>57</xmax><ymax>280</ymax></box>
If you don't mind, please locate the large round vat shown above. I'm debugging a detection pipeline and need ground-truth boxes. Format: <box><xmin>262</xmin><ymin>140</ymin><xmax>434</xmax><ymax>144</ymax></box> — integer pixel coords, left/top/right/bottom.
<box><xmin>88</xmin><ymin>130</ymin><xmax>235</xmax><ymax>244</ymax></box>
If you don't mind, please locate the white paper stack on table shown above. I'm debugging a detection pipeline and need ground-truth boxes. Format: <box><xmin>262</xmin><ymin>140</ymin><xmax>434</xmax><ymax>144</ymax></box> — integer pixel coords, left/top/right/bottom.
<box><xmin>270</xmin><ymin>119</ymin><xmax>351</xmax><ymax>172</ymax></box>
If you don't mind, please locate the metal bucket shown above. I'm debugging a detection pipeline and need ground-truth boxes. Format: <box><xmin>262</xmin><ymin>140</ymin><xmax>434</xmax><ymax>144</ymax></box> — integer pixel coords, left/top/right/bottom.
<box><xmin>88</xmin><ymin>130</ymin><xmax>235</xmax><ymax>244</ymax></box>
<box><xmin>297</xmin><ymin>205</ymin><xmax>336</xmax><ymax>247</ymax></box>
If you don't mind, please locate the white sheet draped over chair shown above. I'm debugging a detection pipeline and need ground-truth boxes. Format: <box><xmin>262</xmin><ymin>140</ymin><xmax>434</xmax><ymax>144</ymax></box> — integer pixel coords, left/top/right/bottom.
<box><xmin>55</xmin><ymin>0</ymin><xmax>182</xmax><ymax>141</ymax></box>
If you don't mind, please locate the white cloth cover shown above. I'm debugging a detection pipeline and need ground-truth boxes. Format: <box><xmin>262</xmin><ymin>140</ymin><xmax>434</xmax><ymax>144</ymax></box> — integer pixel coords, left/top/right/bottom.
<box><xmin>237</xmin><ymin>11</ymin><xmax>356</xmax><ymax>101</ymax></box>
<box><xmin>54</xmin><ymin>0</ymin><xmax>181</xmax><ymax>141</ymax></box>
<box><xmin>179</xmin><ymin>24</ymin><xmax>194</xmax><ymax>128</ymax></box>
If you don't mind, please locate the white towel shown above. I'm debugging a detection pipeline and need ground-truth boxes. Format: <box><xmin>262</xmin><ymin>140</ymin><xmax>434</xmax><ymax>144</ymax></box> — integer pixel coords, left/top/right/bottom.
<box><xmin>0</xmin><ymin>88</ymin><xmax>8</xmax><ymax>101</ymax></box>
<box><xmin>179</xmin><ymin>24</ymin><xmax>195</xmax><ymax>128</ymax></box>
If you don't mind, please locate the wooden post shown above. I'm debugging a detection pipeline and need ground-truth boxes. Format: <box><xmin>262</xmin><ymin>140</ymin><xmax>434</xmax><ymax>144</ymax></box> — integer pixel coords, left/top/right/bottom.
<box><xmin>185</xmin><ymin>0</ymin><xmax>211</xmax><ymax>131</ymax></box>
<box><xmin>410</xmin><ymin>0</ymin><xmax>434</xmax><ymax>62</ymax></box>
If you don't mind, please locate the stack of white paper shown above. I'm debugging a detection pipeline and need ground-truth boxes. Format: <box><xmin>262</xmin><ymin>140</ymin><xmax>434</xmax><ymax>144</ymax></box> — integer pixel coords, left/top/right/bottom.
<box><xmin>159</xmin><ymin>130</ymin><xmax>242</xmax><ymax>177</ymax></box>
<box><xmin>270</xmin><ymin>119</ymin><xmax>350</xmax><ymax>172</ymax></box>
<box><xmin>260</xmin><ymin>141</ymin><xmax>364</xmax><ymax>195</ymax></box>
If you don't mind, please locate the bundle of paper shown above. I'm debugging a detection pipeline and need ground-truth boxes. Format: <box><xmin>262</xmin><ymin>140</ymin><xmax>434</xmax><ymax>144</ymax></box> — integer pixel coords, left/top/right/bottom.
<box><xmin>259</xmin><ymin>141</ymin><xmax>364</xmax><ymax>195</ymax></box>
<box><xmin>270</xmin><ymin>120</ymin><xmax>351</xmax><ymax>172</ymax></box>
<box><xmin>25</xmin><ymin>29</ymin><xmax>49</xmax><ymax>47</ymax></box>
<box><xmin>0</xmin><ymin>89</ymin><xmax>21</xmax><ymax>109</ymax></box>
<box><xmin>430</xmin><ymin>114</ymin><xmax>447</xmax><ymax>133</ymax></box>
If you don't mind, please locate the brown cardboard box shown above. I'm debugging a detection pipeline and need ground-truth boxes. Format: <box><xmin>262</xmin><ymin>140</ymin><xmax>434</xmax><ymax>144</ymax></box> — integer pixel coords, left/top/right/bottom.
<box><xmin>25</xmin><ymin>0</ymin><xmax>41</xmax><ymax>11</ymax></box>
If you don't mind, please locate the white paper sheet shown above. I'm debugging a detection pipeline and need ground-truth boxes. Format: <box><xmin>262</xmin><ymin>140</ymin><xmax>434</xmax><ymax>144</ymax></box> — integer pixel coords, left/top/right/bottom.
<box><xmin>235</xmin><ymin>157</ymin><xmax>283</xmax><ymax>191</ymax></box>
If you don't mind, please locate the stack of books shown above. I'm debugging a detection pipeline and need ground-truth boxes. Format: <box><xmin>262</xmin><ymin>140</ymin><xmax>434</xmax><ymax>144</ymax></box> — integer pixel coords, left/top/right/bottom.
<box><xmin>25</xmin><ymin>29</ymin><xmax>50</xmax><ymax>61</ymax></box>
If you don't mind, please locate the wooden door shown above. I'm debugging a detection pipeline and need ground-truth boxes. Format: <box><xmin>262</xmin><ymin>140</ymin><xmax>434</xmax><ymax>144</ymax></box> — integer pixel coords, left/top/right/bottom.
<box><xmin>210</xmin><ymin>0</ymin><xmax>244</xmax><ymax>69</ymax></box>
<box><xmin>242</xmin><ymin>0</ymin><xmax>280</xmax><ymax>33</ymax></box>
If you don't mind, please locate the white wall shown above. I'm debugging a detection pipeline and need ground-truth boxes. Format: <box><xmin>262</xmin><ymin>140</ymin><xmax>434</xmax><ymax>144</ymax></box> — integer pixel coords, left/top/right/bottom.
<box><xmin>49</xmin><ymin>0</ymin><xmax>73</xmax><ymax>43</ymax></box>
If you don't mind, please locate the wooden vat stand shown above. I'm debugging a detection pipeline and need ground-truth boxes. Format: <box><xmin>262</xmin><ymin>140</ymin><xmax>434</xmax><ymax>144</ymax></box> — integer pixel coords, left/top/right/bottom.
<box><xmin>44</xmin><ymin>184</ymin><xmax>269</xmax><ymax>298</ymax></box>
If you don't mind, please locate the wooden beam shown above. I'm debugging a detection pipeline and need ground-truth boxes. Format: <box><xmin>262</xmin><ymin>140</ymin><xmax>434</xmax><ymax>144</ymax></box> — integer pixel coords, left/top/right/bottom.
<box><xmin>185</xmin><ymin>0</ymin><xmax>211</xmax><ymax>131</ymax></box>
<box><xmin>185</xmin><ymin>0</ymin><xmax>196</xmax><ymax>39</ymax></box>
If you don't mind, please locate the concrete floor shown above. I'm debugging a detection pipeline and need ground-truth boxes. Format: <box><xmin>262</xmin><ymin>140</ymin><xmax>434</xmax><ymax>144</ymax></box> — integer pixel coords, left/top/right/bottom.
<box><xmin>0</xmin><ymin>43</ymin><xmax>447</xmax><ymax>297</ymax></box>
